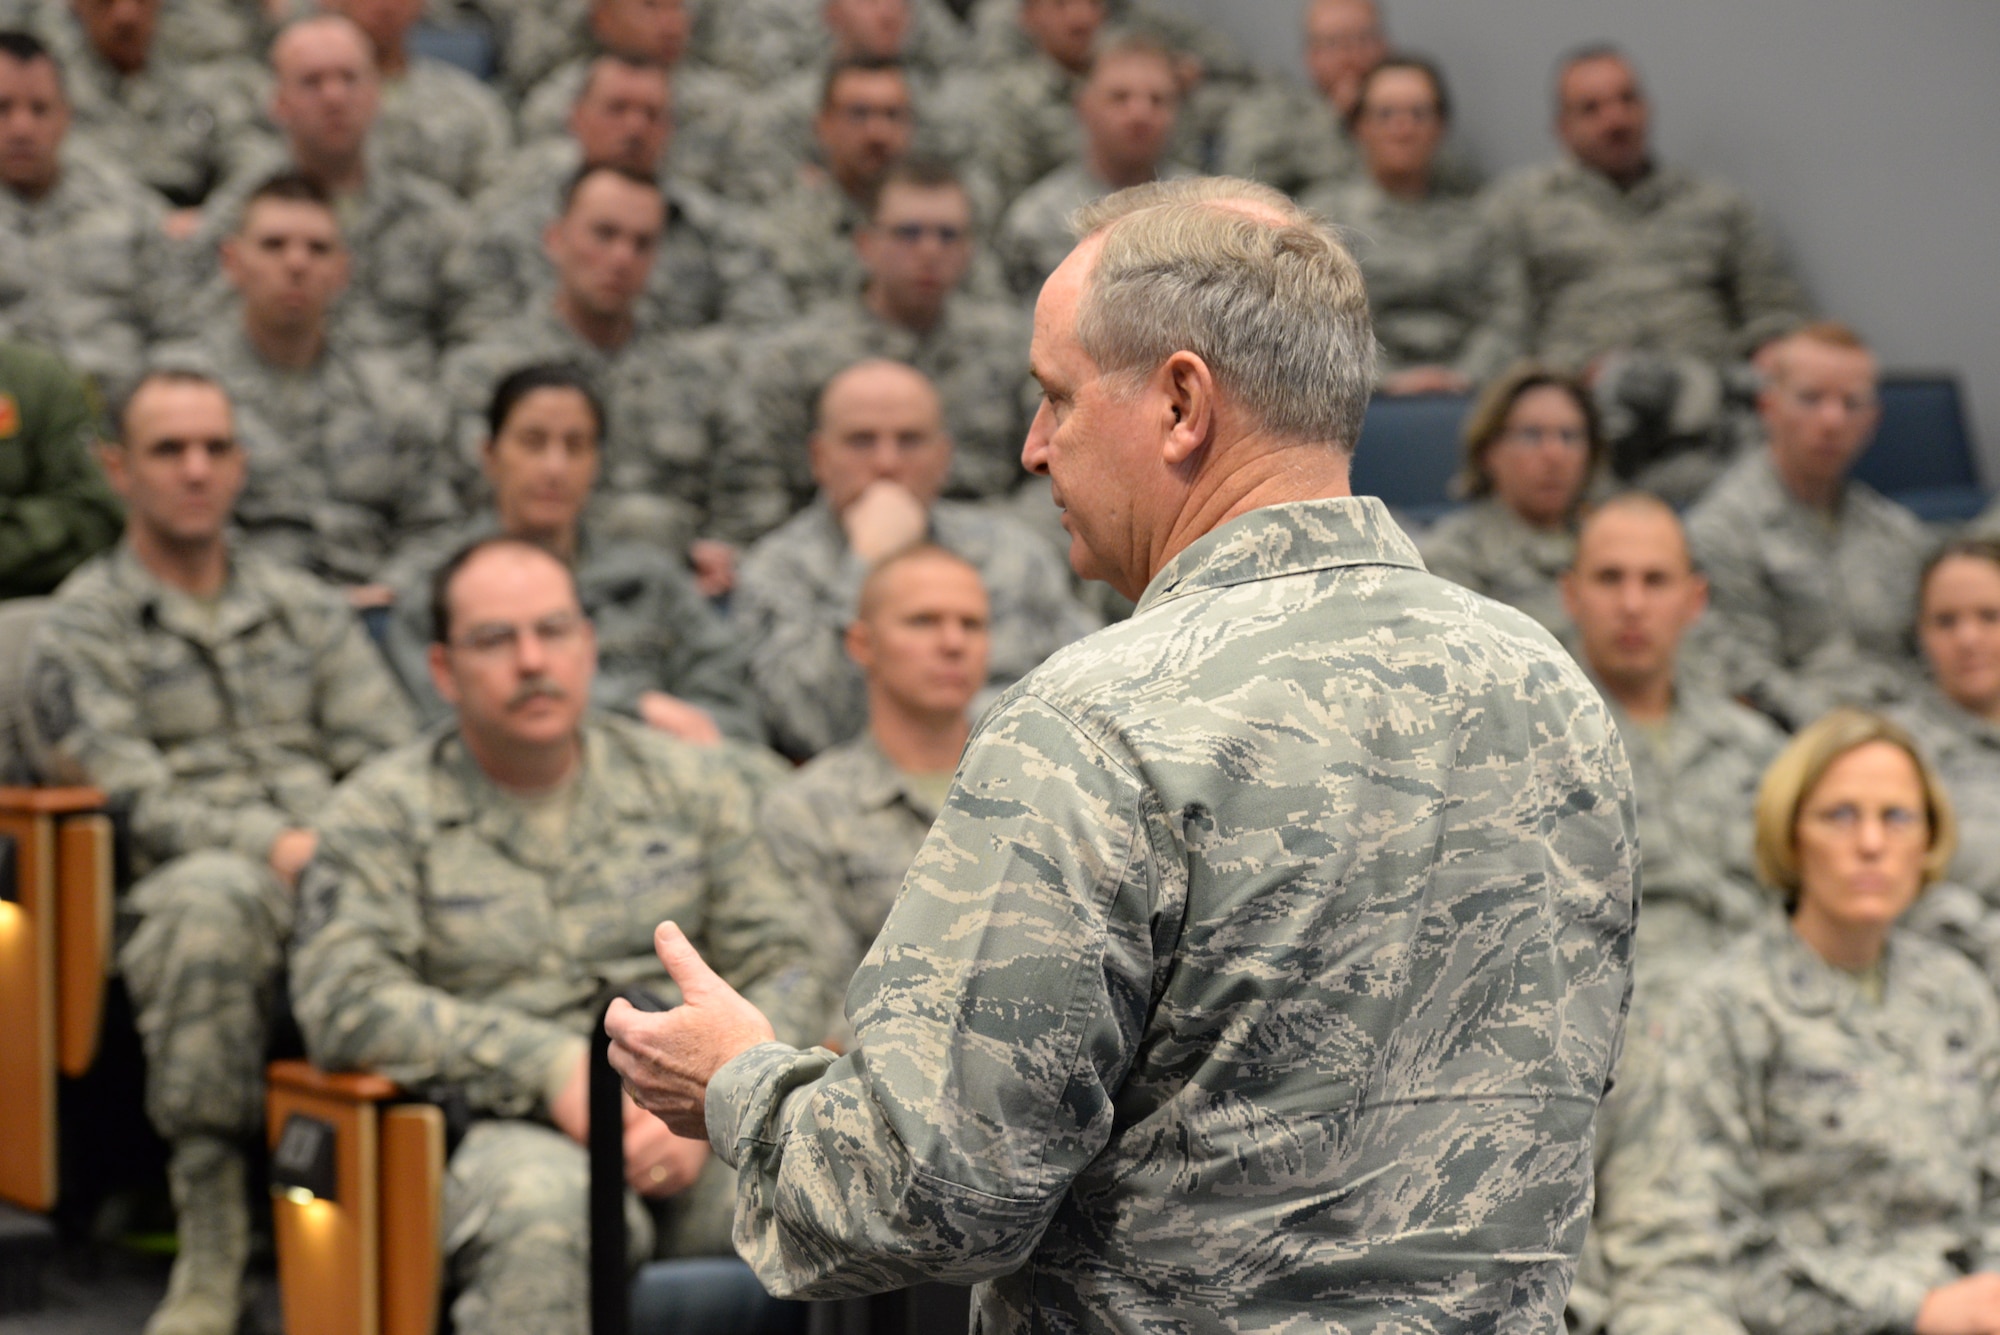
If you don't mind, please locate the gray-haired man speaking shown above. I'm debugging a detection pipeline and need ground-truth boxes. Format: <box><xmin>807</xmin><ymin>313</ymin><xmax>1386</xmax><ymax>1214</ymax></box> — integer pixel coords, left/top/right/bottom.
<box><xmin>610</xmin><ymin>178</ymin><xmax>1639</xmax><ymax>1332</ymax></box>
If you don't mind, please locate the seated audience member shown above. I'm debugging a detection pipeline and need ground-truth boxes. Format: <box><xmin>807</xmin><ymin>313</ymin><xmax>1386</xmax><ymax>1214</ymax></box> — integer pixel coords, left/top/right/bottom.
<box><xmin>185</xmin><ymin>15</ymin><xmax>471</xmax><ymax>374</ymax></box>
<box><xmin>1561</xmin><ymin>494</ymin><xmax>1783</xmax><ymax>1003</ymax></box>
<box><xmin>514</xmin><ymin>0</ymin><xmax>740</xmax><ymax>197</ymax></box>
<box><xmin>0</xmin><ymin>30</ymin><xmax>175</xmax><ymax>397</ymax></box>
<box><xmin>1217</xmin><ymin>0</ymin><xmax>1478</xmax><ymax>199</ymax></box>
<box><xmin>1419</xmin><ymin>364</ymin><xmax>1601</xmax><ymax>639</ymax></box>
<box><xmin>995</xmin><ymin>33</ymin><xmax>1190</xmax><ymax>301</ymax></box>
<box><xmin>154</xmin><ymin>173</ymin><xmax>453</xmax><ymax>597</ymax></box>
<box><xmin>1888</xmin><ymin>540</ymin><xmax>2000</xmax><ymax>973</ymax></box>
<box><xmin>1485</xmin><ymin>44</ymin><xmax>1811</xmax><ymax>492</ymax></box>
<box><xmin>1686</xmin><ymin>322</ymin><xmax>1931</xmax><ymax>729</ymax></box>
<box><xmin>724</xmin><ymin>0</ymin><xmax>983</xmax><ymax>208</ymax></box>
<box><xmin>27</xmin><ymin>369</ymin><xmax>414</xmax><ymax>1335</ymax></box>
<box><xmin>1613</xmin><ymin>710</ymin><xmax>2000</xmax><ymax>1335</ymax></box>
<box><xmin>727</xmin><ymin>158</ymin><xmax>1033</xmax><ymax>541</ymax></box>
<box><xmin>733</xmin><ymin>358</ymin><xmax>1096</xmax><ymax>760</ymax></box>
<box><xmin>0</xmin><ymin>337</ymin><xmax>121</xmax><ymax>598</ymax></box>
<box><xmin>452</xmin><ymin>56</ymin><xmax>787</xmax><ymax>340</ymax></box>
<box><xmin>442</xmin><ymin>166</ymin><xmax>736</xmax><ymax>569</ymax></box>
<box><xmin>706</xmin><ymin>0</ymin><xmax>969</xmax><ymax>88</ymax></box>
<box><xmin>760</xmin><ymin>542</ymin><xmax>987</xmax><ymax>1008</ymax></box>
<box><xmin>321</xmin><ymin>0</ymin><xmax>514</xmax><ymax>199</ymax></box>
<box><xmin>381</xmin><ymin>363</ymin><xmax>758</xmax><ymax>745</ymax></box>
<box><xmin>39</xmin><ymin>0</ymin><xmax>261</xmax><ymax>209</ymax></box>
<box><xmin>975</xmin><ymin>0</ymin><xmax>1104</xmax><ymax>205</ymax></box>
<box><xmin>1303</xmin><ymin>55</ymin><xmax>1522</xmax><ymax>394</ymax></box>
<box><xmin>290</xmin><ymin>536</ymin><xmax>827</xmax><ymax>1331</ymax></box>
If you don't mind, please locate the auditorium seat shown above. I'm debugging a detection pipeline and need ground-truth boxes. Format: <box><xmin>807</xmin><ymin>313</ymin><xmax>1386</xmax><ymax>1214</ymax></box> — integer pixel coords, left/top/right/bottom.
<box><xmin>1348</xmin><ymin>391</ymin><xmax>1472</xmax><ymax>527</ymax></box>
<box><xmin>1852</xmin><ymin>373</ymin><xmax>1988</xmax><ymax>522</ymax></box>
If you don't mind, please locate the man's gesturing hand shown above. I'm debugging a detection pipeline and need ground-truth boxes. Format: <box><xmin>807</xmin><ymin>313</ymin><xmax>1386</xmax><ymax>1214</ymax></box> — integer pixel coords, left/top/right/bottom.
<box><xmin>606</xmin><ymin>922</ymin><xmax>777</xmax><ymax>1139</ymax></box>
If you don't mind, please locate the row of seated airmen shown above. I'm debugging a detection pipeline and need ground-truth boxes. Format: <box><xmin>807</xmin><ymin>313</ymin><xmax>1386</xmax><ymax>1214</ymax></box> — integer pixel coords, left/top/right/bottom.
<box><xmin>4</xmin><ymin>310</ymin><xmax>2000</xmax><ymax>1335</ymax></box>
<box><xmin>0</xmin><ymin>0</ymin><xmax>1993</xmax><ymax>1331</ymax></box>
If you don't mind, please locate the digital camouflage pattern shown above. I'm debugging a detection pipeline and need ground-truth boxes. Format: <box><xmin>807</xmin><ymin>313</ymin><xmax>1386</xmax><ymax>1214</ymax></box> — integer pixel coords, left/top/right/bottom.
<box><xmin>707</xmin><ymin>497</ymin><xmax>1638</xmax><ymax>1331</ymax></box>
<box><xmin>28</xmin><ymin>543</ymin><xmax>412</xmax><ymax>1136</ymax></box>
<box><xmin>0</xmin><ymin>338</ymin><xmax>121</xmax><ymax>599</ymax></box>
<box><xmin>1596</xmin><ymin>685</ymin><xmax>1785</xmax><ymax>1005</ymax></box>
<box><xmin>291</xmin><ymin>714</ymin><xmax>828</xmax><ymax>1326</ymax></box>
<box><xmin>1417</xmin><ymin>497</ymin><xmax>1577</xmax><ymax>642</ymax></box>
<box><xmin>445</xmin><ymin>139</ymin><xmax>791</xmax><ymax>342</ymax></box>
<box><xmin>1889</xmin><ymin>686</ymin><xmax>2000</xmax><ymax>984</ymax></box>
<box><xmin>724</xmin><ymin>293</ymin><xmax>1033</xmax><ymax>537</ymax></box>
<box><xmin>377</xmin><ymin>515</ymin><xmax>762</xmax><ymax>743</ymax></box>
<box><xmin>1625</xmin><ymin>926</ymin><xmax>2000</xmax><ymax>1335</ymax></box>
<box><xmin>1218</xmin><ymin>81</ymin><xmax>1484</xmax><ymax>203</ymax></box>
<box><xmin>973</xmin><ymin>55</ymin><xmax>1080</xmax><ymax>208</ymax></box>
<box><xmin>701</xmin><ymin>0</ymin><xmax>970</xmax><ymax>88</ymax></box>
<box><xmin>1303</xmin><ymin>178</ymin><xmax>1525</xmax><ymax>385</ymax></box>
<box><xmin>1685</xmin><ymin>450</ymin><xmax>1931</xmax><ymax>729</ymax></box>
<box><xmin>0</xmin><ymin>149</ymin><xmax>176</xmax><ymax>399</ymax></box>
<box><xmin>151</xmin><ymin>320</ymin><xmax>457</xmax><ymax>586</ymax></box>
<box><xmin>995</xmin><ymin>159</ymin><xmax>1195</xmax><ymax>300</ymax></box>
<box><xmin>184</xmin><ymin>143</ymin><xmax>474</xmax><ymax>374</ymax></box>
<box><xmin>1482</xmin><ymin>159</ymin><xmax>1811</xmax><ymax>372</ymax></box>
<box><xmin>732</xmin><ymin>497</ymin><xmax>1097</xmax><ymax>760</ymax></box>
<box><xmin>514</xmin><ymin>56</ymin><xmax>746</xmax><ymax>202</ymax></box>
<box><xmin>758</xmin><ymin>732</ymin><xmax>940</xmax><ymax>1005</ymax></box>
<box><xmin>373</xmin><ymin>56</ymin><xmax>516</xmax><ymax>199</ymax></box>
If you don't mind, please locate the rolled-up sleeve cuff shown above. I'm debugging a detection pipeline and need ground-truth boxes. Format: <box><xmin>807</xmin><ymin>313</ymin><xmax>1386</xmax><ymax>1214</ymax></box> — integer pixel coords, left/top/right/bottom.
<box><xmin>705</xmin><ymin>1041</ymin><xmax>838</xmax><ymax>1170</ymax></box>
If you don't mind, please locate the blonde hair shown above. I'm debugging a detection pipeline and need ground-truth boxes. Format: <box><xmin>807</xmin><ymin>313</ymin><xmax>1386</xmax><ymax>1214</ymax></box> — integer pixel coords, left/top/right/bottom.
<box><xmin>1069</xmin><ymin>178</ymin><xmax>1376</xmax><ymax>451</ymax></box>
<box><xmin>1752</xmin><ymin>708</ymin><xmax>1957</xmax><ymax>908</ymax></box>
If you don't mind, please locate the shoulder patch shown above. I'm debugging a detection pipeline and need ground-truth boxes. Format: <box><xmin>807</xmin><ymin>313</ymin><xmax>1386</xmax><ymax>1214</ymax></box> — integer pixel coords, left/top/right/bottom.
<box><xmin>0</xmin><ymin>393</ymin><xmax>19</xmax><ymax>439</ymax></box>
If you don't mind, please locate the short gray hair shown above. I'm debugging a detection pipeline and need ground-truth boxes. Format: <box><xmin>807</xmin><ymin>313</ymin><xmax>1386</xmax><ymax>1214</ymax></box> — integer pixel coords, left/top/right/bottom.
<box><xmin>1069</xmin><ymin>177</ymin><xmax>1375</xmax><ymax>451</ymax></box>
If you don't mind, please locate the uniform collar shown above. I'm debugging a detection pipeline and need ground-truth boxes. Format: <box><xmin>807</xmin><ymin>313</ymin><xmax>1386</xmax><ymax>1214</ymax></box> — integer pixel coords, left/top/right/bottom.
<box><xmin>1136</xmin><ymin>496</ymin><xmax>1423</xmax><ymax>614</ymax></box>
<box><xmin>428</xmin><ymin>716</ymin><xmax>655</xmax><ymax>868</ymax></box>
<box><xmin>108</xmin><ymin>540</ymin><xmax>278</xmax><ymax>644</ymax></box>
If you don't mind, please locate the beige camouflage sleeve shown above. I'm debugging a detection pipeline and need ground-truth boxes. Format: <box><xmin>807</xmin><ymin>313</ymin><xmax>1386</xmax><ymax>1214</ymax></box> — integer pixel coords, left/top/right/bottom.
<box><xmin>705</xmin><ymin>691</ymin><xmax>1159</xmax><ymax>1298</ymax></box>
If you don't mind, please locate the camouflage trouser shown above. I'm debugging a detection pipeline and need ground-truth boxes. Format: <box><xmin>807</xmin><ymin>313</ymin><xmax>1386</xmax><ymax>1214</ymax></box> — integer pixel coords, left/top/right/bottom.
<box><xmin>118</xmin><ymin>851</ymin><xmax>293</xmax><ymax>1141</ymax></box>
<box><xmin>442</xmin><ymin>1120</ymin><xmax>739</xmax><ymax>1335</ymax></box>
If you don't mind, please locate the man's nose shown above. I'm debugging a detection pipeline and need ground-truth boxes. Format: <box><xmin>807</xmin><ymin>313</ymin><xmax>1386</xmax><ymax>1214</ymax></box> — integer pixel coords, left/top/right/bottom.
<box><xmin>1022</xmin><ymin>404</ymin><xmax>1052</xmax><ymax>475</ymax></box>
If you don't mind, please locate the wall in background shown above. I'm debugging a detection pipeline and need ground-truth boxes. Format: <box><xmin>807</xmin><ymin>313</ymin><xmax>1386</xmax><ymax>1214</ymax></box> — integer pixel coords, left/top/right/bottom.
<box><xmin>1160</xmin><ymin>0</ymin><xmax>2000</xmax><ymax>481</ymax></box>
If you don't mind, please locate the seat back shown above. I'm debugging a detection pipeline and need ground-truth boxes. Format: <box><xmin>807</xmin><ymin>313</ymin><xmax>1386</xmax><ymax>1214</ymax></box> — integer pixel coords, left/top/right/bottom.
<box><xmin>1349</xmin><ymin>393</ymin><xmax>1472</xmax><ymax>527</ymax></box>
<box><xmin>1851</xmin><ymin>374</ymin><xmax>1988</xmax><ymax>520</ymax></box>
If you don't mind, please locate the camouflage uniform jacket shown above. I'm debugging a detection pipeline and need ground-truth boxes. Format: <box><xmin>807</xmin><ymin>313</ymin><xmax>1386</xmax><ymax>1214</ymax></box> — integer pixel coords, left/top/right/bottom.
<box><xmin>732</xmin><ymin>497</ymin><xmax>1098</xmax><ymax>761</ymax></box>
<box><xmin>44</xmin><ymin>26</ymin><xmax>265</xmax><ymax>208</ymax></box>
<box><xmin>1416</xmin><ymin>497</ymin><xmax>1577</xmax><ymax>641</ymax></box>
<box><xmin>1303</xmin><ymin>177</ymin><xmax>1526</xmax><ymax>385</ymax></box>
<box><xmin>706</xmin><ymin>497</ymin><xmax>1639</xmax><ymax>1328</ymax></box>
<box><xmin>1888</xmin><ymin>686</ymin><xmax>2000</xmax><ymax>982</ymax></box>
<box><xmin>27</xmin><ymin>542</ymin><xmax>414</xmax><ymax>875</ymax></box>
<box><xmin>723</xmin><ymin>294</ymin><xmax>1033</xmax><ymax>541</ymax></box>
<box><xmin>152</xmin><ymin>320</ymin><xmax>456</xmax><ymax>586</ymax></box>
<box><xmin>994</xmin><ymin>159</ymin><xmax>1197</xmax><ymax>301</ymax></box>
<box><xmin>0</xmin><ymin>150</ymin><xmax>175</xmax><ymax>398</ymax></box>
<box><xmin>1483</xmin><ymin>158</ymin><xmax>1811</xmax><ymax>371</ymax></box>
<box><xmin>703</xmin><ymin>0</ymin><xmax>969</xmax><ymax>88</ymax></box>
<box><xmin>514</xmin><ymin>56</ymin><xmax>746</xmax><ymax>202</ymax></box>
<box><xmin>974</xmin><ymin>54</ymin><xmax>1081</xmax><ymax>208</ymax></box>
<box><xmin>758</xmin><ymin>732</ymin><xmax>939</xmax><ymax>991</ymax></box>
<box><xmin>0</xmin><ymin>338</ymin><xmax>122</xmax><ymax>598</ymax></box>
<box><xmin>377</xmin><ymin>516</ymin><xmax>761</xmax><ymax>744</ymax></box>
<box><xmin>1636</xmin><ymin>926</ymin><xmax>2000</xmax><ymax>1335</ymax></box>
<box><xmin>1218</xmin><ymin>79</ymin><xmax>1483</xmax><ymax>202</ymax></box>
<box><xmin>1596</xmin><ymin>682</ymin><xmax>1784</xmax><ymax>1007</ymax></box>
<box><xmin>438</xmin><ymin>302</ymin><xmax>737</xmax><ymax>557</ymax></box>
<box><xmin>290</xmin><ymin>713</ymin><xmax>828</xmax><ymax>1119</ymax></box>
<box><xmin>1684</xmin><ymin>450</ymin><xmax>1931</xmax><ymax>729</ymax></box>
<box><xmin>374</xmin><ymin>56</ymin><xmax>516</xmax><ymax>200</ymax></box>
<box><xmin>185</xmin><ymin>143</ymin><xmax>473</xmax><ymax>374</ymax></box>
<box><xmin>445</xmin><ymin>139</ymin><xmax>790</xmax><ymax>344</ymax></box>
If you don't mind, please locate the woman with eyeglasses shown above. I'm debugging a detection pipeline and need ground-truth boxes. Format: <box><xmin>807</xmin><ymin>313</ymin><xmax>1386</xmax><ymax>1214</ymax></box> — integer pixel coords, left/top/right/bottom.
<box><xmin>1611</xmin><ymin>709</ymin><xmax>2000</xmax><ymax>1335</ymax></box>
<box><xmin>1417</xmin><ymin>363</ymin><xmax>1602</xmax><ymax>637</ymax></box>
<box><xmin>1885</xmin><ymin>539</ymin><xmax>2000</xmax><ymax>977</ymax></box>
<box><xmin>1301</xmin><ymin>54</ymin><xmax>1523</xmax><ymax>397</ymax></box>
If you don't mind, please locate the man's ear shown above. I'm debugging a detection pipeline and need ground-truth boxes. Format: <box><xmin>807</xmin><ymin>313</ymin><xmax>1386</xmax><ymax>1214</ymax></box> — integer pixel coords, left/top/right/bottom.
<box><xmin>1158</xmin><ymin>350</ymin><xmax>1216</xmax><ymax>467</ymax></box>
<box><xmin>95</xmin><ymin>441</ymin><xmax>130</xmax><ymax>500</ymax></box>
<box><xmin>428</xmin><ymin>642</ymin><xmax>459</xmax><ymax>707</ymax></box>
<box><xmin>844</xmin><ymin>617</ymin><xmax>874</xmax><ymax>671</ymax></box>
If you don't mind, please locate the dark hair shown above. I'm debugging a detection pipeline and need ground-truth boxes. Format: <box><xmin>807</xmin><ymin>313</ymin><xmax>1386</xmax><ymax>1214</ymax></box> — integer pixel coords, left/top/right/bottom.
<box><xmin>863</xmin><ymin>155</ymin><xmax>965</xmax><ymax>222</ymax></box>
<box><xmin>557</xmin><ymin>161</ymin><xmax>661</xmax><ymax>215</ymax></box>
<box><xmin>0</xmin><ymin>28</ymin><xmax>62</xmax><ymax>90</ymax></box>
<box><xmin>1347</xmin><ymin>52</ymin><xmax>1451</xmax><ymax>132</ymax></box>
<box><xmin>428</xmin><ymin>536</ymin><xmax>582</xmax><ymax>645</ymax></box>
<box><xmin>1919</xmin><ymin>538</ymin><xmax>2000</xmax><ymax>612</ymax></box>
<box><xmin>236</xmin><ymin>170</ymin><xmax>335</xmax><ymax>233</ymax></box>
<box><xmin>574</xmin><ymin>50</ymin><xmax>668</xmax><ymax>108</ymax></box>
<box><xmin>485</xmin><ymin>362</ymin><xmax>606</xmax><ymax>442</ymax></box>
<box><xmin>819</xmin><ymin>54</ymin><xmax>908</xmax><ymax>112</ymax></box>
<box><xmin>115</xmin><ymin>368</ymin><xmax>228</xmax><ymax>443</ymax></box>
<box><xmin>1553</xmin><ymin>41</ymin><xmax>1631</xmax><ymax>108</ymax></box>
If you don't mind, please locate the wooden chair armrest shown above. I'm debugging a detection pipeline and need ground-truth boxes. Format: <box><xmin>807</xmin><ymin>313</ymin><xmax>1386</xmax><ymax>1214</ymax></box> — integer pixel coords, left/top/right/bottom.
<box><xmin>0</xmin><ymin>787</ymin><xmax>106</xmax><ymax>815</ymax></box>
<box><xmin>267</xmin><ymin>1059</ymin><xmax>401</xmax><ymax>1105</ymax></box>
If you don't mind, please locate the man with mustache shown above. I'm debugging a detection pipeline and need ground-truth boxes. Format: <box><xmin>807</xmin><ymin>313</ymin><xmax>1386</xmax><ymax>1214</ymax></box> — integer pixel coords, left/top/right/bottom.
<box><xmin>290</xmin><ymin>535</ymin><xmax>827</xmax><ymax>1335</ymax></box>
